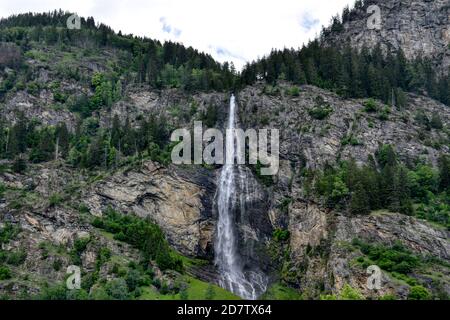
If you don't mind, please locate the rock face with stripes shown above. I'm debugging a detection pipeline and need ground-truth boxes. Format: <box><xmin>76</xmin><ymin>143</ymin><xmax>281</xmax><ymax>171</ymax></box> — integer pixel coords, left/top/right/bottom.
<box><xmin>322</xmin><ymin>0</ymin><xmax>450</xmax><ymax>73</ymax></box>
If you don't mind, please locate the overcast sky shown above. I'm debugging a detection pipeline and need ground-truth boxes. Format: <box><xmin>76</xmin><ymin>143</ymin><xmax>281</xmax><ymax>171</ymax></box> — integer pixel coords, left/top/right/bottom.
<box><xmin>0</xmin><ymin>0</ymin><xmax>356</xmax><ymax>69</ymax></box>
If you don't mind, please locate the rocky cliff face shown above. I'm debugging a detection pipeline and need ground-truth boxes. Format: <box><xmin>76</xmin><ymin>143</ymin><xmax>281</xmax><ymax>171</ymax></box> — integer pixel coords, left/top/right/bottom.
<box><xmin>237</xmin><ymin>82</ymin><xmax>449</xmax><ymax>298</ymax></box>
<box><xmin>324</xmin><ymin>0</ymin><xmax>450</xmax><ymax>72</ymax></box>
<box><xmin>1</xmin><ymin>79</ymin><xmax>449</xmax><ymax>298</ymax></box>
<box><xmin>239</xmin><ymin>82</ymin><xmax>450</xmax><ymax>169</ymax></box>
<box><xmin>84</xmin><ymin>162</ymin><xmax>217</xmax><ymax>258</ymax></box>
<box><xmin>328</xmin><ymin>212</ymin><xmax>450</xmax><ymax>298</ymax></box>
<box><xmin>0</xmin><ymin>3</ymin><xmax>449</xmax><ymax>299</ymax></box>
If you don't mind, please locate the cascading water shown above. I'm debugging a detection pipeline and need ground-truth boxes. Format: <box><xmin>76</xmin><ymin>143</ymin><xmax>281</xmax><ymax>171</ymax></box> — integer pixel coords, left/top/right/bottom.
<box><xmin>214</xmin><ymin>95</ymin><xmax>267</xmax><ymax>300</ymax></box>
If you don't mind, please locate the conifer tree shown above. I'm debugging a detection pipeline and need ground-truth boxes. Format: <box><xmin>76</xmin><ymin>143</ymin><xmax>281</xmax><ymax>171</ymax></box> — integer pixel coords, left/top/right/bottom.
<box><xmin>110</xmin><ymin>114</ymin><xmax>122</xmax><ymax>149</ymax></box>
<box><xmin>55</xmin><ymin>122</ymin><xmax>70</xmax><ymax>158</ymax></box>
<box><xmin>438</xmin><ymin>154</ymin><xmax>450</xmax><ymax>192</ymax></box>
<box><xmin>350</xmin><ymin>182</ymin><xmax>370</xmax><ymax>215</ymax></box>
<box><xmin>7</xmin><ymin>113</ymin><xmax>28</xmax><ymax>158</ymax></box>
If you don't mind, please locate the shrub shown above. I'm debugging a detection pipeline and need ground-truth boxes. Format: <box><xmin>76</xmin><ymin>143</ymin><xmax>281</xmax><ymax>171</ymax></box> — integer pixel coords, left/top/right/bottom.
<box><xmin>378</xmin><ymin>107</ymin><xmax>390</xmax><ymax>121</ymax></box>
<box><xmin>26</xmin><ymin>82</ymin><xmax>40</xmax><ymax>96</ymax></box>
<box><xmin>430</xmin><ymin>112</ymin><xmax>443</xmax><ymax>130</ymax></box>
<box><xmin>38</xmin><ymin>284</ymin><xmax>67</xmax><ymax>300</ymax></box>
<box><xmin>309</xmin><ymin>106</ymin><xmax>333</xmax><ymax>120</ymax></box>
<box><xmin>49</xmin><ymin>193</ymin><xmax>64</xmax><ymax>207</ymax></box>
<box><xmin>287</xmin><ymin>86</ymin><xmax>300</xmax><ymax>97</ymax></box>
<box><xmin>105</xmin><ymin>278</ymin><xmax>130</xmax><ymax>300</ymax></box>
<box><xmin>53</xmin><ymin>91</ymin><xmax>67</xmax><ymax>103</ymax></box>
<box><xmin>6</xmin><ymin>249</ymin><xmax>27</xmax><ymax>266</ymax></box>
<box><xmin>0</xmin><ymin>223</ymin><xmax>20</xmax><ymax>245</ymax></box>
<box><xmin>263</xmin><ymin>85</ymin><xmax>280</xmax><ymax>96</ymax></box>
<box><xmin>0</xmin><ymin>265</ymin><xmax>11</xmax><ymax>280</ymax></box>
<box><xmin>273</xmin><ymin>229</ymin><xmax>290</xmax><ymax>242</ymax></box>
<box><xmin>92</xmin><ymin>208</ymin><xmax>183</xmax><ymax>272</ymax></box>
<box><xmin>53</xmin><ymin>259</ymin><xmax>62</xmax><ymax>271</ymax></box>
<box><xmin>414</xmin><ymin>111</ymin><xmax>431</xmax><ymax>130</ymax></box>
<box><xmin>70</xmin><ymin>237</ymin><xmax>90</xmax><ymax>265</ymax></box>
<box><xmin>341</xmin><ymin>135</ymin><xmax>361</xmax><ymax>146</ymax></box>
<box><xmin>339</xmin><ymin>284</ymin><xmax>364</xmax><ymax>300</ymax></box>
<box><xmin>352</xmin><ymin>239</ymin><xmax>420</xmax><ymax>275</ymax></box>
<box><xmin>364</xmin><ymin>99</ymin><xmax>378</xmax><ymax>112</ymax></box>
<box><xmin>12</xmin><ymin>157</ymin><xmax>27</xmax><ymax>173</ymax></box>
<box><xmin>66</xmin><ymin>289</ymin><xmax>89</xmax><ymax>300</ymax></box>
<box><xmin>408</xmin><ymin>286</ymin><xmax>431</xmax><ymax>300</ymax></box>
<box><xmin>125</xmin><ymin>269</ymin><xmax>141</xmax><ymax>292</ymax></box>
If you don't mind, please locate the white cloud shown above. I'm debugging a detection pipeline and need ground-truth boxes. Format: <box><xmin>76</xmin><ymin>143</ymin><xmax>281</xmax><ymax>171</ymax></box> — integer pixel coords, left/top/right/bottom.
<box><xmin>0</xmin><ymin>0</ymin><xmax>356</xmax><ymax>69</ymax></box>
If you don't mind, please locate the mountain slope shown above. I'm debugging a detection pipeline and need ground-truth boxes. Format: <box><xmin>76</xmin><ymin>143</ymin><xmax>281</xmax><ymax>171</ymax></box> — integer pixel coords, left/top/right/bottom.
<box><xmin>0</xmin><ymin>7</ymin><xmax>449</xmax><ymax>300</ymax></box>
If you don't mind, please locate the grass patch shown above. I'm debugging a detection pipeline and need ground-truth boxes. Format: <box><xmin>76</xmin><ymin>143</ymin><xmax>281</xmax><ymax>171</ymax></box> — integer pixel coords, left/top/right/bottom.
<box><xmin>260</xmin><ymin>283</ymin><xmax>303</xmax><ymax>300</ymax></box>
<box><xmin>139</xmin><ymin>276</ymin><xmax>240</xmax><ymax>300</ymax></box>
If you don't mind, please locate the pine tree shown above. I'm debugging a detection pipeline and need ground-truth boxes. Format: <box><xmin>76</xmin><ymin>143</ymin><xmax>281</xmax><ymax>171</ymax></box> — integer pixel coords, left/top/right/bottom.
<box><xmin>111</xmin><ymin>114</ymin><xmax>122</xmax><ymax>149</ymax></box>
<box><xmin>12</xmin><ymin>156</ymin><xmax>27</xmax><ymax>173</ymax></box>
<box><xmin>360</xmin><ymin>165</ymin><xmax>382</xmax><ymax>210</ymax></box>
<box><xmin>30</xmin><ymin>128</ymin><xmax>55</xmax><ymax>163</ymax></box>
<box><xmin>86</xmin><ymin>135</ymin><xmax>104</xmax><ymax>168</ymax></box>
<box><xmin>121</xmin><ymin>117</ymin><xmax>136</xmax><ymax>156</ymax></box>
<box><xmin>55</xmin><ymin>122</ymin><xmax>70</xmax><ymax>158</ymax></box>
<box><xmin>395</xmin><ymin>88</ymin><xmax>407</xmax><ymax>109</ymax></box>
<box><xmin>438</xmin><ymin>155</ymin><xmax>450</xmax><ymax>192</ymax></box>
<box><xmin>389</xmin><ymin>166</ymin><xmax>413</xmax><ymax>215</ymax></box>
<box><xmin>430</xmin><ymin>112</ymin><xmax>443</xmax><ymax>130</ymax></box>
<box><xmin>7</xmin><ymin>113</ymin><xmax>28</xmax><ymax>158</ymax></box>
<box><xmin>350</xmin><ymin>182</ymin><xmax>370</xmax><ymax>215</ymax></box>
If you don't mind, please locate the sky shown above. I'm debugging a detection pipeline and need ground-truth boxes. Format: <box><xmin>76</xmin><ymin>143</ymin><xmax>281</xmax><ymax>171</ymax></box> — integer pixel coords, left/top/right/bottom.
<box><xmin>0</xmin><ymin>0</ymin><xmax>356</xmax><ymax>69</ymax></box>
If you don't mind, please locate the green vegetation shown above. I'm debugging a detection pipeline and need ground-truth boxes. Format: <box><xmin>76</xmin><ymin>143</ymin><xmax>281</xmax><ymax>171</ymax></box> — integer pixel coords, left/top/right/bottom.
<box><xmin>352</xmin><ymin>239</ymin><xmax>420</xmax><ymax>275</ymax></box>
<box><xmin>408</xmin><ymin>285</ymin><xmax>432</xmax><ymax>300</ymax></box>
<box><xmin>0</xmin><ymin>11</ymin><xmax>237</xmax><ymax>94</ymax></box>
<box><xmin>0</xmin><ymin>223</ymin><xmax>20</xmax><ymax>245</ymax></box>
<box><xmin>364</xmin><ymin>99</ymin><xmax>378</xmax><ymax>113</ymax></box>
<box><xmin>0</xmin><ymin>224</ymin><xmax>21</xmax><ymax>282</ymax></box>
<box><xmin>261</xmin><ymin>283</ymin><xmax>303</xmax><ymax>300</ymax></box>
<box><xmin>286</xmin><ymin>86</ymin><xmax>300</xmax><ymax>97</ymax></box>
<box><xmin>273</xmin><ymin>229</ymin><xmax>290</xmax><ymax>242</ymax></box>
<box><xmin>350</xmin><ymin>238</ymin><xmax>449</xmax><ymax>300</ymax></box>
<box><xmin>0</xmin><ymin>109</ymin><xmax>174</xmax><ymax>170</ymax></box>
<box><xmin>309</xmin><ymin>106</ymin><xmax>333</xmax><ymax>120</ymax></box>
<box><xmin>70</xmin><ymin>237</ymin><xmax>90</xmax><ymax>265</ymax></box>
<box><xmin>313</xmin><ymin>146</ymin><xmax>449</xmax><ymax>226</ymax></box>
<box><xmin>0</xmin><ymin>266</ymin><xmax>12</xmax><ymax>280</ymax></box>
<box><xmin>241</xmin><ymin>13</ymin><xmax>450</xmax><ymax>108</ymax></box>
<box><xmin>341</xmin><ymin>135</ymin><xmax>361</xmax><ymax>146</ymax></box>
<box><xmin>262</xmin><ymin>85</ymin><xmax>281</xmax><ymax>96</ymax></box>
<box><xmin>139</xmin><ymin>276</ymin><xmax>239</xmax><ymax>300</ymax></box>
<box><xmin>320</xmin><ymin>284</ymin><xmax>364</xmax><ymax>300</ymax></box>
<box><xmin>92</xmin><ymin>208</ymin><xmax>183</xmax><ymax>272</ymax></box>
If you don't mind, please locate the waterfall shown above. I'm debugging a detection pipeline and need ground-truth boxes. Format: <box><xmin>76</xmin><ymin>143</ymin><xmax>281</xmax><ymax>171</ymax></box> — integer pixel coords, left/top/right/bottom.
<box><xmin>214</xmin><ymin>95</ymin><xmax>267</xmax><ymax>300</ymax></box>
